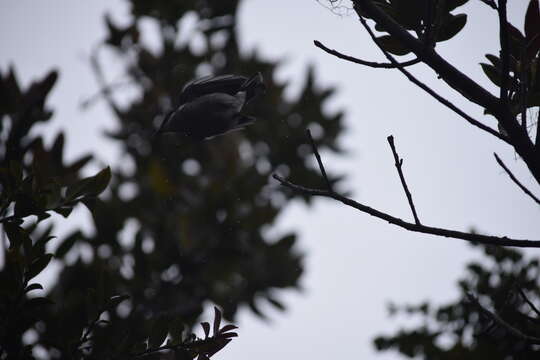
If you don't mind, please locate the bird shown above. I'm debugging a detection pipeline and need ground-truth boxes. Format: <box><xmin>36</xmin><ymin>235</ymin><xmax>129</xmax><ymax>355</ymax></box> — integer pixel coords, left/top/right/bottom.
<box><xmin>153</xmin><ymin>73</ymin><xmax>265</xmax><ymax>141</ymax></box>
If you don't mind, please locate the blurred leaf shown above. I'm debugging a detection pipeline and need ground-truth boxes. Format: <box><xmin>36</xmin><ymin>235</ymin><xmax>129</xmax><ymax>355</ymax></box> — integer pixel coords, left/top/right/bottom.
<box><xmin>65</xmin><ymin>166</ymin><xmax>111</xmax><ymax>201</ymax></box>
<box><xmin>25</xmin><ymin>283</ymin><xmax>44</xmax><ymax>293</ymax></box>
<box><xmin>24</xmin><ymin>296</ymin><xmax>54</xmax><ymax>310</ymax></box>
<box><xmin>149</xmin><ymin>316</ymin><xmax>170</xmax><ymax>348</ymax></box>
<box><xmin>105</xmin><ymin>294</ymin><xmax>130</xmax><ymax>310</ymax></box>
<box><xmin>26</xmin><ymin>253</ymin><xmax>53</xmax><ymax>280</ymax></box>
<box><xmin>55</xmin><ymin>231</ymin><xmax>81</xmax><ymax>258</ymax></box>
<box><xmin>52</xmin><ymin>206</ymin><xmax>73</xmax><ymax>218</ymax></box>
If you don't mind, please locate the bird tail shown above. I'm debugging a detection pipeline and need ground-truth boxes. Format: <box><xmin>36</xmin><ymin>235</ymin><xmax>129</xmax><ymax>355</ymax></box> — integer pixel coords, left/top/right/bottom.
<box><xmin>240</xmin><ymin>72</ymin><xmax>265</xmax><ymax>103</ymax></box>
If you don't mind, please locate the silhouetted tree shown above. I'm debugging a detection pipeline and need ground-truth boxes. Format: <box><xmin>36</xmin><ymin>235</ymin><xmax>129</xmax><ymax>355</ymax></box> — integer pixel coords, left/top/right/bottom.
<box><xmin>273</xmin><ymin>0</ymin><xmax>540</xmax><ymax>358</ymax></box>
<box><xmin>1</xmin><ymin>0</ymin><xmax>345</xmax><ymax>358</ymax></box>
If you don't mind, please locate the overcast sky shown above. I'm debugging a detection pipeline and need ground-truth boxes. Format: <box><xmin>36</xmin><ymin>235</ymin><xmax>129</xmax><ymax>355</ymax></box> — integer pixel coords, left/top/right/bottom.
<box><xmin>1</xmin><ymin>1</ymin><xmax>539</xmax><ymax>359</ymax></box>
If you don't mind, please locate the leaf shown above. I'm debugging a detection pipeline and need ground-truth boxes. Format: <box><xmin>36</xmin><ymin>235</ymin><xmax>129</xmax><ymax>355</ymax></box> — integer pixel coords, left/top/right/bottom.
<box><xmin>65</xmin><ymin>167</ymin><xmax>111</xmax><ymax>201</ymax></box>
<box><xmin>24</xmin><ymin>296</ymin><xmax>54</xmax><ymax>310</ymax></box>
<box><xmin>26</xmin><ymin>254</ymin><xmax>53</xmax><ymax>281</ymax></box>
<box><xmin>525</xmin><ymin>0</ymin><xmax>540</xmax><ymax>41</ymax></box>
<box><xmin>14</xmin><ymin>193</ymin><xmax>41</xmax><ymax>218</ymax></box>
<box><xmin>213</xmin><ymin>307</ymin><xmax>221</xmax><ymax>336</ymax></box>
<box><xmin>52</xmin><ymin>206</ymin><xmax>73</xmax><ymax>218</ymax></box>
<box><xmin>480</xmin><ymin>63</ymin><xmax>501</xmax><ymax>86</ymax></box>
<box><xmin>25</xmin><ymin>283</ymin><xmax>44</xmax><ymax>293</ymax></box>
<box><xmin>149</xmin><ymin>316</ymin><xmax>169</xmax><ymax>348</ymax></box>
<box><xmin>267</xmin><ymin>297</ymin><xmax>286</xmax><ymax>311</ymax></box>
<box><xmin>376</xmin><ymin>35</ymin><xmax>411</xmax><ymax>56</ymax></box>
<box><xmin>106</xmin><ymin>294</ymin><xmax>130</xmax><ymax>309</ymax></box>
<box><xmin>445</xmin><ymin>0</ymin><xmax>469</xmax><ymax>12</ymax></box>
<box><xmin>218</xmin><ymin>325</ymin><xmax>238</xmax><ymax>334</ymax></box>
<box><xmin>55</xmin><ymin>231</ymin><xmax>81</xmax><ymax>258</ymax></box>
<box><xmin>4</xmin><ymin>223</ymin><xmax>27</xmax><ymax>250</ymax></box>
<box><xmin>437</xmin><ymin>14</ymin><xmax>467</xmax><ymax>42</ymax></box>
<box><xmin>201</xmin><ymin>321</ymin><xmax>210</xmax><ymax>339</ymax></box>
<box><xmin>219</xmin><ymin>332</ymin><xmax>238</xmax><ymax>339</ymax></box>
<box><xmin>169</xmin><ymin>317</ymin><xmax>185</xmax><ymax>344</ymax></box>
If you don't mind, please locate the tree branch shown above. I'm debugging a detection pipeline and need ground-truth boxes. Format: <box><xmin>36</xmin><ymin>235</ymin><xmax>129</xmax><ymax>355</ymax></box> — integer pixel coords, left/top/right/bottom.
<box><xmin>467</xmin><ymin>293</ymin><xmax>540</xmax><ymax>344</ymax></box>
<box><xmin>387</xmin><ymin>135</ymin><xmax>421</xmax><ymax>224</ymax></box>
<box><xmin>273</xmin><ymin>174</ymin><xmax>540</xmax><ymax>247</ymax></box>
<box><xmin>273</xmin><ymin>132</ymin><xmax>540</xmax><ymax>248</ymax></box>
<box><xmin>306</xmin><ymin>129</ymin><xmax>333</xmax><ymax>191</ymax></box>
<box><xmin>498</xmin><ymin>0</ymin><xmax>510</xmax><ymax>107</ymax></box>
<box><xmin>353</xmin><ymin>11</ymin><xmax>512</xmax><ymax>145</ymax></box>
<box><xmin>518</xmin><ymin>288</ymin><xmax>540</xmax><ymax>320</ymax></box>
<box><xmin>314</xmin><ymin>40</ymin><xmax>421</xmax><ymax>68</ymax></box>
<box><xmin>494</xmin><ymin>153</ymin><xmax>540</xmax><ymax>205</ymax></box>
<box><xmin>353</xmin><ymin>0</ymin><xmax>540</xmax><ymax>184</ymax></box>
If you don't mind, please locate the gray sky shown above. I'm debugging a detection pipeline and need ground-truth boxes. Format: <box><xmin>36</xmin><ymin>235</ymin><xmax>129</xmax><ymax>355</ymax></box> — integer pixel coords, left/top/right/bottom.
<box><xmin>2</xmin><ymin>1</ymin><xmax>539</xmax><ymax>359</ymax></box>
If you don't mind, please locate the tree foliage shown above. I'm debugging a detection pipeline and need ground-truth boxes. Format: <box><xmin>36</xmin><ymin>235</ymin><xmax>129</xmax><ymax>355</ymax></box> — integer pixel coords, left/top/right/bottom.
<box><xmin>1</xmin><ymin>0</ymin><xmax>345</xmax><ymax>358</ymax></box>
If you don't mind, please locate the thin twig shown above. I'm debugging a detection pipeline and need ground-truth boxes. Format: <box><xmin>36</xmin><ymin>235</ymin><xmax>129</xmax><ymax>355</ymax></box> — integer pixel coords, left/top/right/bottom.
<box><xmin>387</xmin><ymin>136</ymin><xmax>421</xmax><ymax>224</ymax></box>
<box><xmin>467</xmin><ymin>293</ymin><xmax>540</xmax><ymax>344</ymax></box>
<box><xmin>273</xmin><ymin>174</ymin><xmax>540</xmax><ymax>247</ymax></box>
<box><xmin>518</xmin><ymin>288</ymin><xmax>540</xmax><ymax>319</ymax></box>
<box><xmin>494</xmin><ymin>153</ymin><xmax>540</xmax><ymax>205</ymax></box>
<box><xmin>306</xmin><ymin>129</ymin><xmax>333</xmax><ymax>191</ymax></box>
<box><xmin>354</xmin><ymin>9</ymin><xmax>512</xmax><ymax>145</ymax></box>
<box><xmin>89</xmin><ymin>45</ymin><xmax>123</xmax><ymax>118</ymax></box>
<box><xmin>314</xmin><ymin>40</ymin><xmax>421</xmax><ymax>68</ymax></box>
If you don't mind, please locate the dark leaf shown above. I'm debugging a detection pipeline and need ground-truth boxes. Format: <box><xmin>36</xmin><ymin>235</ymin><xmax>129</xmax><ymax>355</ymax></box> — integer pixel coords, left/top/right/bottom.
<box><xmin>376</xmin><ymin>35</ymin><xmax>411</xmax><ymax>56</ymax></box>
<box><xmin>55</xmin><ymin>231</ymin><xmax>81</xmax><ymax>258</ymax></box>
<box><xmin>219</xmin><ymin>332</ymin><xmax>238</xmax><ymax>339</ymax></box>
<box><xmin>218</xmin><ymin>325</ymin><xmax>238</xmax><ymax>334</ymax></box>
<box><xmin>267</xmin><ymin>297</ymin><xmax>286</xmax><ymax>311</ymax></box>
<box><xmin>26</xmin><ymin>253</ymin><xmax>54</xmax><ymax>280</ymax></box>
<box><xmin>25</xmin><ymin>283</ymin><xmax>44</xmax><ymax>293</ymax></box>
<box><xmin>53</xmin><ymin>206</ymin><xmax>73</xmax><ymax>218</ymax></box>
<box><xmin>24</xmin><ymin>296</ymin><xmax>54</xmax><ymax>310</ymax></box>
<box><xmin>213</xmin><ymin>307</ymin><xmax>222</xmax><ymax>336</ymax></box>
<box><xmin>437</xmin><ymin>14</ymin><xmax>467</xmax><ymax>42</ymax></box>
<box><xmin>149</xmin><ymin>316</ymin><xmax>170</xmax><ymax>348</ymax></box>
<box><xmin>201</xmin><ymin>321</ymin><xmax>210</xmax><ymax>339</ymax></box>
<box><xmin>106</xmin><ymin>294</ymin><xmax>130</xmax><ymax>309</ymax></box>
<box><xmin>525</xmin><ymin>0</ymin><xmax>540</xmax><ymax>41</ymax></box>
<box><xmin>480</xmin><ymin>63</ymin><xmax>501</xmax><ymax>86</ymax></box>
<box><xmin>4</xmin><ymin>222</ymin><xmax>27</xmax><ymax>249</ymax></box>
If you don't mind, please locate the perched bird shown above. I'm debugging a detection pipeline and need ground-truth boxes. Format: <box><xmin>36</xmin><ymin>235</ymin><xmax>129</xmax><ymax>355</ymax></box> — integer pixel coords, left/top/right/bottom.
<box><xmin>154</xmin><ymin>73</ymin><xmax>265</xmax><ymax>141</ymax></box>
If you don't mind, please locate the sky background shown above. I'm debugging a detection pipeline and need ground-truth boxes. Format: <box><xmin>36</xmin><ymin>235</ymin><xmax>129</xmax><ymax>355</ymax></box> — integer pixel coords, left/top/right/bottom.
<box><xmin>1</xmin><ymin>1</ymin><xmax>539</xmax><ymax>359</ymax></box>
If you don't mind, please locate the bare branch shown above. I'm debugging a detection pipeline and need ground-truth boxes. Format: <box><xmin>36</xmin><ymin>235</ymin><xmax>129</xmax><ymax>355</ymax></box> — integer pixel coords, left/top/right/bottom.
<box><xmin>467</xmin><ymin>293</ymin><xmax>540</xmax><ymax>344</ymax></box>
<box><xmin>314</xmin><ymin>40</ymin><xmax>421</xmax><ymax>68</ymax></box>
<box><xmin>518</xmin><ymin>288</ymin><xmax>540</xmax><ymax>320</ymax></box>
<box><xmin>273</xmin><ymin>174</ymin><xmax>540</xmax><ymax>247</ymax></box>
<box><xmin>306</xmin><ymin>129</ymin><xmax>333</xmax><ymax>191</ymax></box>
<box><xmin>353</xmin><ymin>0</ymin><xmax>540</xmax><ymax>183</ymax></box>
<box><xmin>89</xmin><ymin>45</ymin><xmax>123</xmax><ymax>118</ymax></box>
<box><xmin>354</xmin><ymin>12</ymin><xmax>512</xmax><ymax>145</ymax></box>
<box><xmin>387</xmin><ymin>135</ymin><xmax>421</xmax><ymax>225</ymax></box>
<box><xmin>494</xmin><ymin>153</ymin><xmax>540</xmax><ymax>205</ymax></box>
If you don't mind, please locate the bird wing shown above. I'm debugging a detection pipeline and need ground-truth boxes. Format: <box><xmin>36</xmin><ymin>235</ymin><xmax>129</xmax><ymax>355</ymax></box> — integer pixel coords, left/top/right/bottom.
<box><xmin>178</xmin><ymin>74</ymin><xmax>248</xmax><ymax>105</ymax></box>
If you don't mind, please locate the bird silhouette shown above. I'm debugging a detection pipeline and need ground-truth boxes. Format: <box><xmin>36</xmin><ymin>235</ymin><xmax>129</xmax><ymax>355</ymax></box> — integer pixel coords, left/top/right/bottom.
<box><xmin>154</xmin><ymin>73</ymin><xmax>265</xmax><ymax>141</ymax></box>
